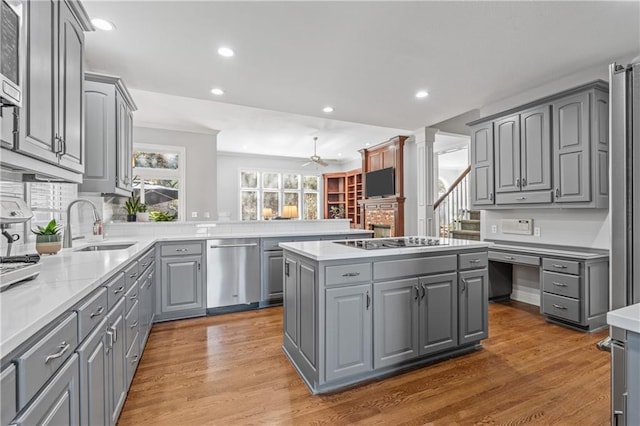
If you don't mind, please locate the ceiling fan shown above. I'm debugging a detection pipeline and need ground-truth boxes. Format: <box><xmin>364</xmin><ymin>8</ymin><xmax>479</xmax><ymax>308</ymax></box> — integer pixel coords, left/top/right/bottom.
<box><xmin>302</xmin><ymin>137</ymin><xmax>328</xmax><ymax>167</ymax></box>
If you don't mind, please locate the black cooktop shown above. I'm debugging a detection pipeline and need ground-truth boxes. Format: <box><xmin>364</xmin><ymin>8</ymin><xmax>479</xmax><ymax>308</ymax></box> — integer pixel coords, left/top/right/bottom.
<box><xmin>334</xmin><ymin>237</ymin><xmax>444</xmax><ymax>250</ymax></box>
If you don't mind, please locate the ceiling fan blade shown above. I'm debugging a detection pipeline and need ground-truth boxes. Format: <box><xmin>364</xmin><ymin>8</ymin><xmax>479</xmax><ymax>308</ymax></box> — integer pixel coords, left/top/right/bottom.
<box><xmin>301</xmin><ymin>161</ymin><xmax>311</xmax><ymax>167</ymax></box>
<box><xmin>316</xmin><ymin>159</ymin><xmax>329</xmax><ymax>167</ymax></box>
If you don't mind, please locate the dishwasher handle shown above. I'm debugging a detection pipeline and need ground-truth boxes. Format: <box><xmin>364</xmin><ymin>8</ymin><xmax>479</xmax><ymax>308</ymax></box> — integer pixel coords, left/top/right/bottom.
<box><xmin>209</xmin><ymin>243</ymin><xmax>258</xmax><ymax>248</ymax></box>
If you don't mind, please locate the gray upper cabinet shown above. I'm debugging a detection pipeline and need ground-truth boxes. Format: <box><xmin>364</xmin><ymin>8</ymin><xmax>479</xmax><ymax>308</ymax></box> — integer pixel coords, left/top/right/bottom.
<box><xmin>459</xmin><ymin>268</ymin><xmax>489</xmax><ymax>344</ymax></box>
<box><xmin>79</xmin><ymin>73</ymin><xmax>137</xmax><ymax>196</ymax></box>
<box><xmin>11</xmin><ymin>0</ymin><xmax>91</xmax><ymax>177</ymax></box>
<box><xmin>470</xmin><ymin>122</ymin><xmax>494</xmax><ymax>206</ymax></box>
<box><xmin>468</xmin><ymin>80</ymin><xmax>608</xmax><ymax>209</ymax></box>
<box><xmin>325</xmin><ymin>284</ymin><xmax>372</xmax><ymax>382</ymax></box>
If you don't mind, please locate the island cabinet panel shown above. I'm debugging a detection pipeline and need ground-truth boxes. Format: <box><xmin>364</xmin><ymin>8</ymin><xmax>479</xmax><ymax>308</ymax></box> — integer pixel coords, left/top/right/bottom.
<box><xmin>419</xmin><ymin>272</ymin><xmax>458</xmax><ymax>355</ymax></box>
<box><xmin>325</xmin><ymin>284</ymin><xmax>372</xmax><ymax>382</ymax></box>
<box><xmin>459</xmin><ymin>268</ymin><xmax>489</xmax><ymax>344</ymax></box>
<box><xmin>283</xmin><ymin>258</ymin><xmax>298</xmax><ymax>348</ymax></box>
<box><xmin>299</xmin><ymin>264</ymin><xmax>317</xmax><ymax>370</ymax></box>
<box><xmin>373</xmin><ymin>255</ymin><xmax>457</xmax><ymax>281</ymax></box>
<box><xmin>373</xmin><ymin>278</ymin><xmax>420</xmax><ymax>368</ymax></box>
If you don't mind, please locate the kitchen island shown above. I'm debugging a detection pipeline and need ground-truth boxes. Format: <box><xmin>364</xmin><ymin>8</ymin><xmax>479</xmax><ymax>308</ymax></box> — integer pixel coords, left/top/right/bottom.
<box><xmin>280</xmin><ymin>237</ymin><xmax>491</xmax><ymax>394</ymax></box>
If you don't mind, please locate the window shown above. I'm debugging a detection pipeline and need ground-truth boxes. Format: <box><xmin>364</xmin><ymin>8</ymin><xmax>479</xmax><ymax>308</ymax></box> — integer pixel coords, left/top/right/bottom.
<box><xmin>133</xmin><ymin>143</ymin><xmax>186</xmax><ymax>221</ymax></box>
<box><xmin>240</xmin><ymin>171</ymin><xmax>320</xmax><ymax>220</ymax></box>
<box><xmin>26</xmin><ymin>182</ymin><xmax>77</xmax><ymax>243</ymax></box>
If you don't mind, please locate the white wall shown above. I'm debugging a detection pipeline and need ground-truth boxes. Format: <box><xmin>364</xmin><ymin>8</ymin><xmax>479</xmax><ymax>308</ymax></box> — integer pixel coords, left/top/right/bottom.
<box><xmin>404</xmin><ymin>141</ymin><xmax>417</xmax><ymax>236</ymax></box>
<box><xmin>216</xmin><ymin>152</ymin><xmax>353</xmax><ymax>221</ymax></box>
<box><xmin>134</xmin><ymin>126</ymin><xmax>218</xmax><ymax>220</ymax></box>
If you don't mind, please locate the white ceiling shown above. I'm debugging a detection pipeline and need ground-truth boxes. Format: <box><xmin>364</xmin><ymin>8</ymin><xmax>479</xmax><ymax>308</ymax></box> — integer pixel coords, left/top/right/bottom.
<box><xmin>82</xmin><ymin>1</ymin><xmax>640</xmax><ymax>160</ymax></box>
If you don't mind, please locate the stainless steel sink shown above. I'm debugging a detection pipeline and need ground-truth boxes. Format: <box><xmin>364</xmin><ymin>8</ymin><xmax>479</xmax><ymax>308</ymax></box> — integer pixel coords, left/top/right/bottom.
<box><xmin>74</xmin><ymin>243</ymin><xmax>136</xmax><ymax>252</ymax></box>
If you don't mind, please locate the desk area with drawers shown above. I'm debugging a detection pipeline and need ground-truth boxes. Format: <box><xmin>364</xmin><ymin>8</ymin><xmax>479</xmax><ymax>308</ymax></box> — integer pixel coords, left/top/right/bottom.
<box><xmin>487</xmin><ymin>240</ymin><xmax>609</xmax><ymax>331</ymax></box>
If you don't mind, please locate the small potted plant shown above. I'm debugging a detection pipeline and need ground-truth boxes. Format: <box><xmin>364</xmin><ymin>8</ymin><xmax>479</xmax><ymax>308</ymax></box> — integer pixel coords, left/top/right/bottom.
<box><xmin>32</xmin><ymin>219</ymin><xmax>63</xmax><ymax>255</ymax></box>
<box><xmin>330</xmin><ymin>205</ymin><xmax>345</xmax><ymax>219</ymax></box>
<box><xmin>124</xmin><ymin>195</ymin><xmax>141</xmax><ymax>222</ymax></box>
<box><xmin>137</xmin><ymin>203</ymin><xmax>149</xmax><ymax>222</ymax></box>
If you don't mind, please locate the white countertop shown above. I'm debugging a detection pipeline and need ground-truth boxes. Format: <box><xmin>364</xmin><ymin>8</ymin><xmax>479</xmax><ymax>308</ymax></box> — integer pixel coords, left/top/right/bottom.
<box><xmin>487</xmin><ymin>240</ymin><xmax>609</xmax><ymax>260</ymax></box>
<box><xmin>607</xmin><ymin>303</ymin><xmax>640</xmax><ymax>333</ymax></box>
<box><xmin>280</xmin><ymin>238</ymin><xmax>492</xmax><ymax>261</ymax></box>
<box><xmin>0</xmin><ymin>229</ymin><xmax>370</xmax><ymax>359</ymax></box>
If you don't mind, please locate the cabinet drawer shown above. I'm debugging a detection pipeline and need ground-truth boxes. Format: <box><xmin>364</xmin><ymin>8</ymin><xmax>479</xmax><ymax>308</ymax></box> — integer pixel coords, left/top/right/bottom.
<box><xmin>15</xmin><ymin>312</ymin><xmax>78</xmax><ymax>409</ymax></box>
<box><xmin>262</xmin><ymin>239</ymin><xmax>284</xmax><ymax>251</ymax></box>
<box><xmin>161</xmin><ymin>242</ymin><xmax>202</xmax><ymax>257</ymax></box>
<box><xmin>495</xmin><ymin>191</ymin><xmax>552</xmax><ymax>205</ymax></box>
<box><xmin>126</xmin><ymin>333</ymin><xmax>140</xmax><ymax>386</ymax></box>
<box><xmin>325</xmin><ymin>263</ymin><xmax>371</xmax><ymax>286</ymax></box>
<box><xmin>138</xmin><ymin>248</ymin><xmax>155</xmax><ymax>274</ymax></box>
<box><xmin>124</xmin><ymin>261</ymin><xmax>140</xmax><ymax>290</ymax></box>
<box><xmin>1</xmin><ymin>364</ymin><xmax>16</xmax><ymax>426</ymax></box>
<box><xmin>542</xmin><ymin>258</ymin><xmax>580</xmax><ymax>275</ymax></box>
<box><xmin>542</xmin><ymin>293</ymin><xmax>581</xmax><ymax>323</ymax></box>
<box><xmin>542</xmin><ymin>271</ymin><xmax>580</xmax><ymax>299</ymax></box>
<box><xmin>458</xmin><ymin>252</ymin><xmax>488</xmax><ymax>270</ymax></box>
<box><xmin>125</xmin><ymin>280</ymin><xmax>139</xmax><ymax>314</ymax></box>
<box><xmin>125</xmin><ymin>300</ymin><xmax>139</xmax><ymax>352</ymax></box>
<box><xmin>374</xmin><ymin>255</ymin><xmax>457</xmax><ymax>281</ymax></box>
<box><xmin>76</xmin><ymin>287</ymin><xmax>108</xmax><ymax>342</ymax></box>
<box><xmin>104</xmin><ymin>272</ymin><xmax>126</xmax><ymax>310</ymax></box>
<box><xmin>488</xmin><ymin>251</ymin><xmax>540</xmax><ymax>266</ymax></box>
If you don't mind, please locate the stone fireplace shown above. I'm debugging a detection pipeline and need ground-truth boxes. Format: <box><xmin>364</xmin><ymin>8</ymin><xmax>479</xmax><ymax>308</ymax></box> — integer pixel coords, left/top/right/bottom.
<box><xmin>361</xmin><ymin>197</ymin><xmax>405</xmax><ymax>237</ymax></box>
<box><xmin>370</xmin><ymin>224</ymin><xmax>391</xmax><ymax>238</ymax></box>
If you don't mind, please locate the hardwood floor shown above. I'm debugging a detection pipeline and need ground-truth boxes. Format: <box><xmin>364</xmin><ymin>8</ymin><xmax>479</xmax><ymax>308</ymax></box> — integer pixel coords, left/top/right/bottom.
<box><xmin>118</xmin><ymin>301</ymin><xmax>611</xmax><ymax>425</ymax></box>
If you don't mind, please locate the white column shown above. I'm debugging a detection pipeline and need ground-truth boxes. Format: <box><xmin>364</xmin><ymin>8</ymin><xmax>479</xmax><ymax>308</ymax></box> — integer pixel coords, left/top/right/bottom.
<box><xmin>414</xmin><ymin>127</ymin><xmax>438</xmax><ymax>236</ymax></box>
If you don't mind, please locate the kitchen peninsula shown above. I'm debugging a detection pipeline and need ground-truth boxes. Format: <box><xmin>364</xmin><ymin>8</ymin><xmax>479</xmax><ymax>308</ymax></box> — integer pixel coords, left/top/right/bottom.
<box><xmin>280</xmin><ymin>237</ymin><xmax>491</xmax><ymax>394</ymax></box>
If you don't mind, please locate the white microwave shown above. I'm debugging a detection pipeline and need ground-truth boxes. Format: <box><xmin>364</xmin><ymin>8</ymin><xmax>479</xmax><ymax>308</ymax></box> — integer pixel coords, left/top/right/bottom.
<box><xmin>0</xmin><ymin>0</ymin><xmax>22</xmax><ymax>107</ymax></box>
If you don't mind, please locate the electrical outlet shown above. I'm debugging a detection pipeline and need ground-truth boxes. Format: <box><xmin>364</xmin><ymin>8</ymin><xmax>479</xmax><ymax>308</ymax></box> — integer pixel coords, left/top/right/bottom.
<box><xmin>534</xmin><ymin>227</ymin><xmax>541</xmax><ymax>237</ymax></box>
<box><xmin>491</xmin><ymin>225</ymin><xmax>497</xmax><ymax>234</ymax></box>
<box><xmin>203</xmin><ymin>212</ymin><xmax>210</xmax><ymax>218</ymax></box>
<box><xmin>191</xmin><ymin>211</ymin><xmax>198</xmax><ymax>218</ymax></box>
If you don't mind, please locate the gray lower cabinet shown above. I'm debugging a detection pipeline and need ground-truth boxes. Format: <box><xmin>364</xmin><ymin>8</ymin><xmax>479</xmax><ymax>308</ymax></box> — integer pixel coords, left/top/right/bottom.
<box><xmin>283</xmin><ymin>257</ymin><xmax>298</xmax><ymax>348</ymax></box>
<box><xmin>264</xmin><ymin>250</ymin><xmax>284</xmax><ymax>301</ymax></box>
<box><xmin>298</xmin><ymin>263</ymin><xmax>317</xmax><ymax>369</ymax></box>
<box><xmin>11</xmin><ymin>355</ymin><xmax>80</xmax><ymax>426</ymax></box>
<box><xmin>1</xmin><ymin>364</ymin><xmax>17</xmax><ymax>425</ymax></box>
<box><xmin>459</xmin><ymin>268</ymin><xmax>489</xmax><ymax>344</ymax></box>
<box><xmin>156</xmin><ymin>242</ymin><xmax>205</xmax><ymax>321</ymax></box>
<box><xmin>419</xmin><ymin>272</ymin><xmax>458</xmax><ymax>354</ymax></box>
<box><xmin>77</xmin><ymin>318</ymin><xmax>108</xmax><ymax>426</ymax></box>
<box><xmin>325</xmin><ymin>284</ymin><xmax>372</xmax><ymax>382</ymax></box>
<box><xmin>106</xmin><ymin>297</ymin><xmax>127</xmax><ymax>425</ymax></box>
<box><xmin>139</xmin><ymin>266</ymin><xmax>156</xmax><ymax>351</ymax></box>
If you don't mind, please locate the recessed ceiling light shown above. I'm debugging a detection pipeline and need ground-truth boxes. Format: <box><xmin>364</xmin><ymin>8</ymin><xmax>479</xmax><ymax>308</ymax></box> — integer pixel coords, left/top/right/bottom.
<box><xmin>415</xmin><ymin>90</ymin><xmax>429</xmax><ymax>99</ymax></box>
<box><xmin>322</xmin><ymin>106</ymin><xmax>334</xmax><ymax>113</ymax></box>
<box><xmin>218</xmin><ymin>47</ymin><xmax>234</xmax><ymax>57</ymax></box>
<box><xmin>337</xmin><ymin>153</ymin><xmax>342</xmax><ymax>157</ymax></box>
<box><xmin>365</xmin><ymin>143</ymin><xmax>370</xmax><ymax>147</ymax></box>
<box><xmin>91</xmin><ymin>18</ymin><xmax>115</xmax><ymax>31</ymax></box>
<box><xmin>210</xmin><ymin>88</ymin><xmax>224</xmax><ymax>96</ymax></box>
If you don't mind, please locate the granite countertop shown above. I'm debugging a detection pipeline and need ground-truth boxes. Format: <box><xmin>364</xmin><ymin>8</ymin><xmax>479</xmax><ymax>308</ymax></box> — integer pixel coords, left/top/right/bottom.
<box><xmin>280</xmin><ymin>237</ymin><xmax>492</xmax><ymax>261</ymax></box>
<box><xmin>486</xmin><ymin>240</ymin><xmax>609</xmax><ymax>260</ymax></box>
<box><xmin>0</xmin><ymin>229</ymin><xmax>371</xmax><ymax>360</ymax></box>
<box><xmin>607</xmin><ymin>303</ymin><xmax>640</xmax><ymax>333</ymax></box>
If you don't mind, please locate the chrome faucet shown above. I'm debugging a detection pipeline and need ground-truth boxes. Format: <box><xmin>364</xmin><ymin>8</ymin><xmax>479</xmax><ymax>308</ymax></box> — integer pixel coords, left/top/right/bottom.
<box><xmin>63</xmin><ymin>199</ymin><xmax>102</xmax><ymax>248</ymax></box>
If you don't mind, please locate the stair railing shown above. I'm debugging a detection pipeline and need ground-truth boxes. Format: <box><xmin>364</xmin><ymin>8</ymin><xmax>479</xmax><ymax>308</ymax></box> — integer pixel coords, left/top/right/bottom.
<box><xmin>433</xmin><ymin>165</ymin><xmax>471</xmax><ymax>238</ymax></box>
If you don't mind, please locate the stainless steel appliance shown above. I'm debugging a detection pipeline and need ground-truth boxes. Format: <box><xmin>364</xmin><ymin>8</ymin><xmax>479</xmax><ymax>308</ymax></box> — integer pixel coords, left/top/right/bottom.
<box><xmin>606</xmin><ymin>61</ymin><xmax>640</xmax><ymax>425</ymax></box>
<box><xmin>0</xmin><ymin>0</ymin><xmax>22</xmax><ymax>107</ymax></box>
<box><xmin>0</xmin><ymin>196</ymin><xmax>40</xmax><ymax>290</ymax></box>
<box><xmin>206</xmin><ymin>238</ymin><xmax>260</xmax><ymax>310</ymax></box>
<box><xmin>334</xmin><ymin>236</ymin><xmax>445</xmax><ymax>250</ymax></box>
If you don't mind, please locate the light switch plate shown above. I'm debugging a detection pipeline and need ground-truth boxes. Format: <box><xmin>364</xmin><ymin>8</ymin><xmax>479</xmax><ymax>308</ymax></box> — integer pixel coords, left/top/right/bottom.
<box><xmin>191</xmin><ymin>211</ymin><xmax>198</xmax><ymax>218</ymax></box>
<box><xmin>501</xmin><ymin>218</ymin><xmax>533</xmax><ymax>235</ymax></box>
<box><xmin>534</xmin><ymin>227</ymin><xmax>541</xmax><ymax>237</ymax></box>
<box><xmin>491</xmin><ymin>225</ymin><xmax>497</xmax><ymax>234</ymax></box>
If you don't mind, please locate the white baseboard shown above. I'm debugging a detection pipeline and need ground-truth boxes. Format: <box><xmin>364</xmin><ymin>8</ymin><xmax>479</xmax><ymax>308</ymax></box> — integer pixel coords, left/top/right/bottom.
<box><xmin>511</xmin><ymin>287</ymin><xmax>540</xmax><ymax>307</ymax></box>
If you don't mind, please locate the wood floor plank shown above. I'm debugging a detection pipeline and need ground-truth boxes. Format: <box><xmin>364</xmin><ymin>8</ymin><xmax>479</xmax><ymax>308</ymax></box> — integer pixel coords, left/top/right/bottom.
<box><xmin>118</xmin><ymin>300</ymin><xmax>611</xmax><ymax>425</ymax></box>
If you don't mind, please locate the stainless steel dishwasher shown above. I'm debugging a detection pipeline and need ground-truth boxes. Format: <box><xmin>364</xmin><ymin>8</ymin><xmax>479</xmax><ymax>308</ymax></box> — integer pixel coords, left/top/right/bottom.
<box><xmin>206</xmin><ymin>238</ymin><xmax>260</xmax><ymax>309</ymax></box>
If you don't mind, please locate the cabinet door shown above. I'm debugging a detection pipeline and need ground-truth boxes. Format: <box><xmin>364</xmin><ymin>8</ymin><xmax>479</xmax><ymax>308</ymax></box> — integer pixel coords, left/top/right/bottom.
<box><xmin>373</xmin><ymin>278</ymin><xmax>420</xmax><ymax>369</ymax></box>
<box><xmin>265</xmin><ymin>251</ymin><xmax>284</xmax><ymax>300</ymax></box>
<box><xmin>77</xmin><ymin>318</ymin><xmax>108</xmax><ymax>426</ymax></box>
<box><xmin>494</xmin><ymin>114</ymin><xmax>521</xmax><ymax>194</ymax></box>
<box><xmin>107</xmin><ymin>298</ymin><xmax>126</xmax><ymax>426</ymax></box>
<box><xmin>116</xmin><ymin>93</ymin><xmax>131</xmax><ymax>191</ymax></box>
<box><xmin>283</xmin><ymin>258</ymin><xmax>298</xmax><ymax>348</ymax></box>
<box><xmin>553</xmin><ymin>92</ymin><xmax>591</xmax><ymax>203</ymax></box>
<box><xmin>17</xmin><ymin>0</ymin><xmax>57</xmax><ymax>164</ymax></box>
<box><xmin>160</xmin><ymin>256</ymin><xmax>203</xmax><ymax>313</ymax></box>
<box><xmin>1</xmin><ymin>364</ymin><xmax>16</xmax><ymax>425</ymax></box>
<box><xmin>520</xmin><ymin>105</ymin><xmax>552</xmax><ymax>192</ymax></box>
<box><xmin>419</xmin><ymin>272</ymin><xmax>458</xmax><ymax>355</ymax></box>
<box><xmin>11</xmin><ymin>355</ymin><xmax>80</xmax><ymax>426</ymax></box>
<box><xmin>459</xmin><ymin>269</ymin><xmax>489</xmax><ymax>344</ymax></box>
<box><xmin>83</xmin><ymin>81</ymin><xmax>116</xmax><ymax>187</ymax></box>
<box><xmin>470</xmin><ymin>123</ymin><xmax>494</xmax><ymax>205</ymax></box>
<box><xmin>325</xmin><ymin>284</ymin><xmax>372</xmax><ymax>382</ymax></box>
<box><xmin>56</xmin><ymin>0</ymin><xmax>84</xmax><ymax>173</ymax></box>
<box><xmin>299</xmin><ymin>263</ymin><xmax>316</xmax><ymax>369</ymax></box>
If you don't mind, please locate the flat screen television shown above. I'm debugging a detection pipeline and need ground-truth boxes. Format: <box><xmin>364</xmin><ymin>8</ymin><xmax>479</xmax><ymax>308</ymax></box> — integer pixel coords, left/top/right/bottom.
<box><xmin>365</xmin><ymin>167</ymin><xmax>395</xmax><ymax>198</ymax></box>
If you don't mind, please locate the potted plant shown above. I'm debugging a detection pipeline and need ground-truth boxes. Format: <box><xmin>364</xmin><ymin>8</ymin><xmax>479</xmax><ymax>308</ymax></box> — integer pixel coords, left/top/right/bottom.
<box><xmin>32</xmin><ymin>219</ymin><xmax>63</xmax><ymax>255</ymax></box>
<box><xmin>137</xmin><ymin>203</ymin><xmax>149</xmax><ymax>222</ymax></box>
<box><xmin>124</xmin><ymin>195</ymin><xmax>141</xmax><ymax>222</ymax></box>
<box><xmin>330</xmin><ymin>205</ymin><xmax>345</xmax><ymax>219</ymax></box>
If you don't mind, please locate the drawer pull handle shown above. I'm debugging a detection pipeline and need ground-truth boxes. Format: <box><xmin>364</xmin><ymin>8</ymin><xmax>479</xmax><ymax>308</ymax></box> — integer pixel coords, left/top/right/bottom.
<box><xmin>469</xmin><ymin>259</ymin><xmax>480</xmax><ymax>264</ymax></box>
<box><xmin>504</xmin><ymin>256</ymin><xmax>515</xmax><ymax>260</ymax></box>
<box><xmin>341</xmin><ymin>272</ymin><xmax>360</xmax><ymax>277</ymax></box>
<box><xmin>176</xmin><ymin>248</ymin><xmax>189</xmax><ymax>252</ymax></box>
<box><xmin>129</xmin><ymin>293</ymin><xmax>137</xmax><ymax>300</ymax></box>
<box><xmin>90</xmin><ymin>306</ymin><xmax>104</xmax><ymax>318</ymax></box>
<box><xmin>516</xmin><ymin>196</ymin><xmax>527</xmax><ymax>200</ymax></box>
<box><xmin>45</xmin><ymin>342</ymin><xmax>70</xmax><ymax>363</ymax></box>
<box><xmin>130</xmin><ymin>355</ymin><xmax>139</xmax><ymax>364</ymax></box>
<box><xmin>552</xmin><ymin>282</ymin><xmax>568</xmax><ymax>287</ymax></box>
<box><xmin>129</xmin><ymin>273</ymin><xmax>138</xmax><ymax>278</ymax></box>
<box><xmin>552</xmin><ymin>264</ymin><xmax>567</xmax><ymax>269</ymax></box>
<box><xmin>130</xmin><ymin>321</ymin><xmax>138</xmax><ymax>328</ymax></box>
<box><xmin>114</xmin><ymin>286</ymin><xmax>125</xmax><ymax>294</ymax></box>
<box><xmin>140</xmin><ymin>262</ymin><xmax>147</xmax><ymax>267</ymax></box>
<box><xmin>552</xmin><ymin>304</ymin><xmax>567</xmax><ymax>310</ymax></box>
